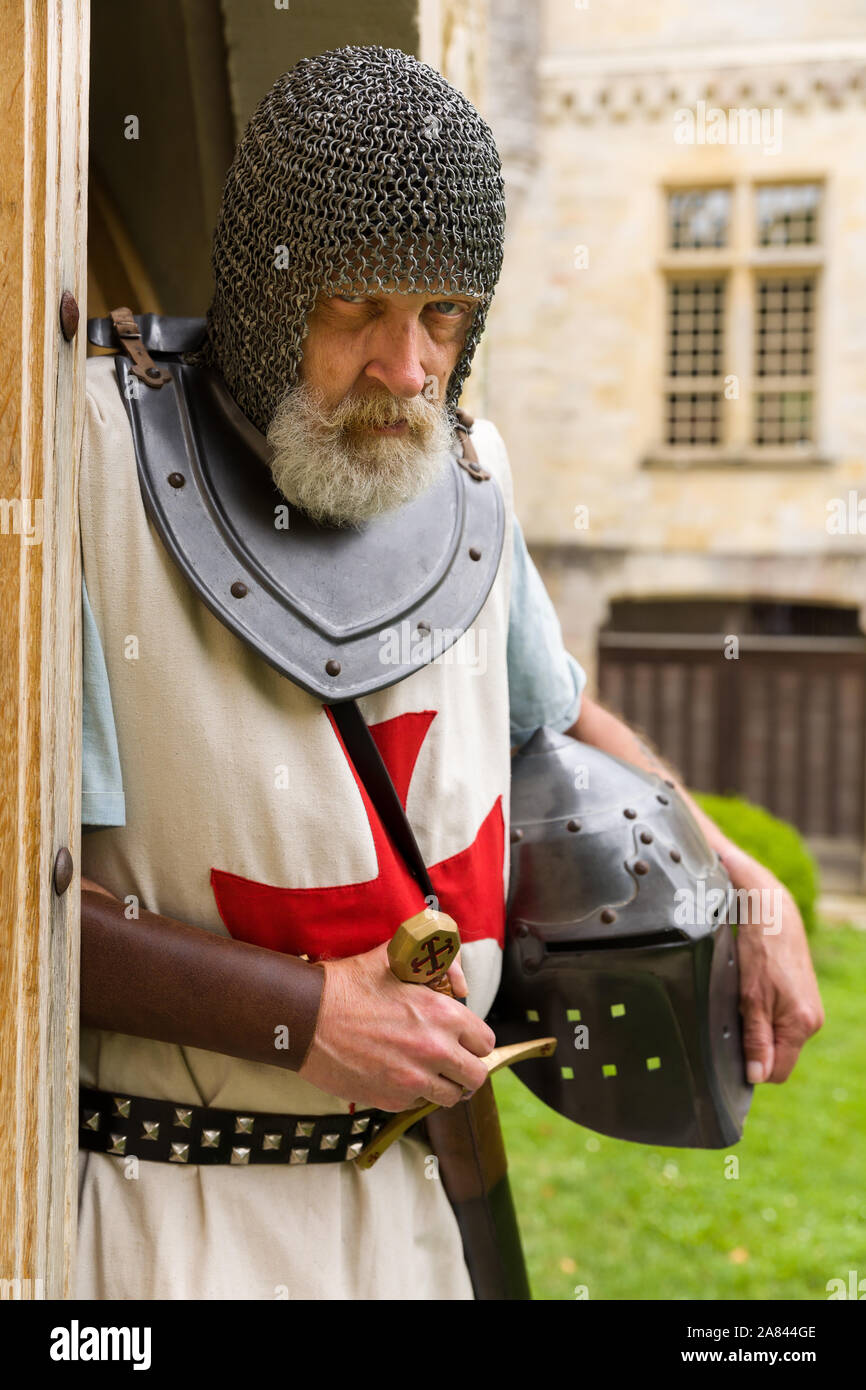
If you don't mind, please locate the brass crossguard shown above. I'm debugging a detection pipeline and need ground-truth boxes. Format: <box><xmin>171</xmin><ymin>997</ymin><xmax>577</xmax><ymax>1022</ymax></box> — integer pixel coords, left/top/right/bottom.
<box><xmin>355</xmin><ymin>907</ymin><xmax>557</xmax><ymax>1168</ymax></box>
<box><xmin>355</xmin><ymin>1037</ymin><xmax>557</xmax><ymax>1169</ymax></box>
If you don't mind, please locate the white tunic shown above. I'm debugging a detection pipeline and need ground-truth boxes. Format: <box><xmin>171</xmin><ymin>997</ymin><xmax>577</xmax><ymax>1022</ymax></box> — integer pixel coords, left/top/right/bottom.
<box><xmin>77</xmin><ymin>353</ymin><xmax>516</xmax><ymax>1300</ymax></box>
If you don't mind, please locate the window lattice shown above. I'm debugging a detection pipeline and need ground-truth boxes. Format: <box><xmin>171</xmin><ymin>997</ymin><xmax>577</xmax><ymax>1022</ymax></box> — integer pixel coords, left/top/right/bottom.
<box><xmin>754</xmin><ymin>391</ymin><xmax>812</xmax><ymax>446</ymax></box>
<box><xmin>662</xmin><ymin>182</ymin><xmax>821</xmax><ymax>455</ymax></box>
<box><xmin>753</xmin><ymin>275</ymin><xmax>816</xmax><ymax>445</ymax></box>
<box><xmin>668</xmin><ymin>188</ymin><xmax>731</xmax><ymax>249</ymax></box>
<box><xmin>755</xmin><ymin>277</ymin><xmax>815</xmax><ymax>377</ymax></box>
<box><xmin>665</xmin><ymin>392</ymin><xmax>722</xmax><ymax>447</ymax></box>
<box><xmin>756</xmin><ymin>183</ymin><xmax>821</xmax><ymax>247</ymax></box>
<box><xmin>667</xmin><ymin>279</ymin><xmax>725</xmax><ymax>377</ymax></box>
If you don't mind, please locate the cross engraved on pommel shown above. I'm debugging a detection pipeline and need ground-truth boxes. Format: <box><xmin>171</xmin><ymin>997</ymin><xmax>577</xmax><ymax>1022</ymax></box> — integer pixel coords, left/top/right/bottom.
<box><xmin>411</xmin><ymin>935</ymin><xmax>451</xmax><ymax>978</ymax></box>
<box><xmin>387</xmin><ymin>908</ymin><xmax>460</xmax><ymax>987</ymax></box>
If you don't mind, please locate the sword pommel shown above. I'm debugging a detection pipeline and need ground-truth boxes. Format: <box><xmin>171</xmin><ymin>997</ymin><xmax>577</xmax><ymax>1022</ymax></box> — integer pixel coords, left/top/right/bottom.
<box><xmin>387</xmin><ymin>907</ymin><xmax>460</xmax><ymax>993</ymax></box>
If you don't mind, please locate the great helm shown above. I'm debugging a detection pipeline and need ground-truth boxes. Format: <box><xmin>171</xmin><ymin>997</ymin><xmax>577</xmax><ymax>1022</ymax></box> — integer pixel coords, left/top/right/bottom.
<box><xmin>490</xmin><ymin>728</ymin><xmax>754</xmax><ymax>1148</ymax></box>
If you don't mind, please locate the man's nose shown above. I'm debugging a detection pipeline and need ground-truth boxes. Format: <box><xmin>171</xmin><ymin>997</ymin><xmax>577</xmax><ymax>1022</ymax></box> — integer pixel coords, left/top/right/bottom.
<box><xmin>363</xmin><ymin>318</ymin><xmax>428</xmax><ymax>398</ymax></box>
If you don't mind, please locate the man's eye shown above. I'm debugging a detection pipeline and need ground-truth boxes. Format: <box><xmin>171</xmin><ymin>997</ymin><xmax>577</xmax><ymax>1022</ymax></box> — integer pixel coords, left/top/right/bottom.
<box><xmin>333</xmin><ymin>293</ymin><xmax>368</xmax><ymax>305</ymax></box>
<box><xmin>429</xmin><ymin>300</ymin><xmax>465</xmax><ymax>316</ymax></box>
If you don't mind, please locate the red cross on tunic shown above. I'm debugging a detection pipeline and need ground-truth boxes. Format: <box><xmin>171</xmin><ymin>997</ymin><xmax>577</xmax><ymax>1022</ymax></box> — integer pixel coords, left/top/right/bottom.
<box><xmin>210</xmin><ymin>707</ymin><xmax>505</xmax><ymax>961</ymax></box>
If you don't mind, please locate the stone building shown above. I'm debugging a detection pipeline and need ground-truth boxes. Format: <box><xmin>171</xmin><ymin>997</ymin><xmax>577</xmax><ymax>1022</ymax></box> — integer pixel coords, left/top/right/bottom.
<box><xmin>483</xmin><ymin>1</ymin><xmax>866</xmax><ymax>888</ymax></box>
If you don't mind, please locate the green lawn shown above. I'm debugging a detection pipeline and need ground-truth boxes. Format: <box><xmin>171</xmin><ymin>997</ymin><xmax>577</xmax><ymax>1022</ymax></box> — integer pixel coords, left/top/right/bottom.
<box><xmin>494</xmin><ymin>921</ymin><xmax>866</xmax><ymax>1301</ymax></box>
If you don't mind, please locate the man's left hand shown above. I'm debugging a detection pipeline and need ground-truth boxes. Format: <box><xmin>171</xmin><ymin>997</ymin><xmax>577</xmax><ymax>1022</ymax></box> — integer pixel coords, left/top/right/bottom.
<box><xmin>724</xmin><ymin>853</ymin><xmax>825</xmax><ymax>1085</ymax></box>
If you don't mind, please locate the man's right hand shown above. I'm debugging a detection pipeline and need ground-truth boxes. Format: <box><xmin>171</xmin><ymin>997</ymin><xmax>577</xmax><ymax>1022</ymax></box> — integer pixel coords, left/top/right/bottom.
<box><xmin>298</xmin><ymin>941</ymin><xmax>496</xmax><ymax>1112</ymax></box>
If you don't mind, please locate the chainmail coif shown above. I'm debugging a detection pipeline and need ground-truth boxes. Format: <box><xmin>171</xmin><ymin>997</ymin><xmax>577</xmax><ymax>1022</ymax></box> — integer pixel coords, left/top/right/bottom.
<box><xmin>184</xmin><ymin>44</ymin><xmax>506</xmax><ymax>436</ymax></box>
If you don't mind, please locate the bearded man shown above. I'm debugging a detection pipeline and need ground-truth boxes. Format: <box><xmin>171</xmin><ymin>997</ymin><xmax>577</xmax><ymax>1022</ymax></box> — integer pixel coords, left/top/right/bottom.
<box><xmin>77</xmin><ymin>45</ymin><xmax>823</xmax><ymax>1302</ymax></box>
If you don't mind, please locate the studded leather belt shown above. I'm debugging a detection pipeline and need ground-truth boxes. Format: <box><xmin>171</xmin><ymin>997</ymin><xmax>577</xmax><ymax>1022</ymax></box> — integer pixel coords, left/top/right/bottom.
<box><xmin>79</xmin><ymin>1086</ymin><xmax>390</xmax><ymax>1165</ymax></box>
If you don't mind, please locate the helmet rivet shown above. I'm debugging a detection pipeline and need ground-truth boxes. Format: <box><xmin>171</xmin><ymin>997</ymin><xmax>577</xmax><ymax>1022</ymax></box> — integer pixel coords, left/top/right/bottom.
<box><xmin>167</xmin><ymin>472</ymin><xmax>185</xmax><ymax>488</ymax></box>
<box><xmin>600</xmin><ymin>908</ymin><xmax>617</xmax><ymax>924</ymax></box>
<box><xmin>469</xmin><ymin>546</ymin><xmax>482</xmax><ymax>561</ymax></box>
<box><xmin>515</xmin><ymin>924</ymin><xmax>529</xmax><ymax>939</ymax></box>
<box><xmin>670</xmin><ymin>848</ymin><xmax>682</xmax><ymax>862</ymax></box>
<box><xmin>664</xmin><ymin>778</ymin><xmax>675</xmax><ymax>788</ymax></box>
<box><xmin>633</xmin><ymin>860</ymin><xmax>650</xmax><ymax>875</ymax></box>
<box><xmin>623</xmin><ymin>808</ymin><xmax>637</xmax><ymax>819</ymax></box>
<box><xmin>230</xmin><ymin>581</ymin><xmax>248</xmax><ymax>598</ymax></box>
<box><xmin>567</xmin><ymin>818</ymin><xmax>581</xmax><ymax>833</ymax></box>
<box><xmin>325</xmin><ymin>658</ymin><xmax>342</xmax><ymax>676</ymax></box>
<box><xmin>657</xmin><ymin>794</ymin><xmax>669</xmax><ymax>805</ymax></box>
<box><xmin>640</xmin><ymin>831</ymin><xmax>653</xmax><ymax>844</ymax></box>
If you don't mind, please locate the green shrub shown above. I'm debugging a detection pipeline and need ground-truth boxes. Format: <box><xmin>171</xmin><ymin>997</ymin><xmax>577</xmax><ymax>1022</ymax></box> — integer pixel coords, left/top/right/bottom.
<box><xmin>692</xmin><ymin>792</ymin><xmax>820</xmax><ymax>935</ymax></box>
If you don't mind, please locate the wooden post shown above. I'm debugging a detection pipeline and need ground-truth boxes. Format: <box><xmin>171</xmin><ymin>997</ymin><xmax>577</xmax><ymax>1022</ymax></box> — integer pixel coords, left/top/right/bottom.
<box><xmin>0</xmin><ymin>0</ymin><xmax>89</xmax><ymax>1299</ymax></box>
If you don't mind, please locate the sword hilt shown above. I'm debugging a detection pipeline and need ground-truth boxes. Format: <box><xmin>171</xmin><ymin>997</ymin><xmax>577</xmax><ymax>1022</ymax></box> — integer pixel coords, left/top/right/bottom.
<box><xmin>386</xmin><ymin>907</ymin><xmax>461</xmax><ymax>996</ymax></box>
<box><xmin>354</xmin><ymin>907</ymin><xmax>557</xmax><ymax>1170</ymax></box>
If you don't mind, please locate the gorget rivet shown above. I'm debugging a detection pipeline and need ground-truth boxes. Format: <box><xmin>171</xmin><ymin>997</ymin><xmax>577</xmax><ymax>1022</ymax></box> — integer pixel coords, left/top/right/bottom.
<box><xmin>634</xmin><ymin>860</ymin><xmax>650</xmax><ymax>875</ymax></box>
<box><xmin>640</xmin><ymin>831</ymin><xmax>653</xmax><ymax>844</ymax></box>
<box><xmin>515</xmin><ymin>923</ymin><xmax>529</xmax><ymax>939</ymax></box>
<box><xmin>231</xmin><ymin>581</ymin><xmax>248</xmax><ymax>598</ymax></box>
<box><xmin>146</xmin><ymin>366</ymin><xmax>162</xmax><ymax>379</ymax></box>
<box><xmin>469</xmin><ymin>546</ymin><xmax>481</xmax><ymax>561</ymax></box>
<box><xmin>167</xmin><ymin>472</ymin><xmax>185</xmax><ymax>489</ymax></box>
<box><xmin>510</xmin><ymin>827</ymin><xmax>524</xmax><ymax>843</ymax></box>
<box><xmin>657</xmin><ymin>794</ymin><xmax>669</xmax><ymax>805</ymax></box>
<box><xmin>567</xmin><ymin>818</ymin><xmax>581</xmax><ymax>832</ymax></box>
<box><xmin>623</xmin><ymin>808</ymin><xmax>637</xmax><ymax>819</ymax></box>
<box><xmin>325</xmin><ymin>658</ymin><xmax>341</xmax><ymax>676</ymax></box>
<box><xmin>600</xmin><ymin>908</ymin><xmax>617</xmax><ymax>924</ymax></box>
<box><xmin>670</xmin><ymin>848</ymin><xmax>682</xmax><ymax>862</ymax></box>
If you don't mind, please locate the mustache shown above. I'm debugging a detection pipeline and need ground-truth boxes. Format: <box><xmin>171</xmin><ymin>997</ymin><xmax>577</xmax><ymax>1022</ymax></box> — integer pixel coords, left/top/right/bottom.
<box><xmin>263</xmin><ymin>378</ymin><xmax>457</xmax><ymax>528</ymax></box>
<box><xmin>287</xmin><ymin>383</ymin><xmax>443</xmax><ymax>435</ymax></box>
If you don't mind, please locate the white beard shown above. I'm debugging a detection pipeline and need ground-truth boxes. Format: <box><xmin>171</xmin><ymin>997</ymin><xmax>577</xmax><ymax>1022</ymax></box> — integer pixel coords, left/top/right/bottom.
<box><xmin>264</xmin><ymin>380</ymin><xmax>457</xmax><ymax>528</ymax></box>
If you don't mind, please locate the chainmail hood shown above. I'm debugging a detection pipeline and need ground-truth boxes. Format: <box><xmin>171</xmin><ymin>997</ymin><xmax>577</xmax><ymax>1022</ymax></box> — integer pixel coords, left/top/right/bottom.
<box><xmin>184</xmin><ymin>44</ymin><xmax>506</xmax><ymax>435</ymax></box>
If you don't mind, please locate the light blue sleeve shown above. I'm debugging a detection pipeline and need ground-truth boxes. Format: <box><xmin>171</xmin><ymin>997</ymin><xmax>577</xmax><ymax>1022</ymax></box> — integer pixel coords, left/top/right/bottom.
<box><xmin>81</xmin><ymin>573</ymin><xmax>126</xmax><ymax>830</ymax></box>
<box><xmin>506</xmin><ymin>515</ymin><xmax>587</xmax><ymax>748</ymax></box>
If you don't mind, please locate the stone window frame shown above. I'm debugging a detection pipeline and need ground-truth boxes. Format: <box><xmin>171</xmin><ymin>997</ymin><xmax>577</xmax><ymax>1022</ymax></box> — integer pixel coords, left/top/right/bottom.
<box><xmin>644</xmin><ymin>176</ymin><xmax>828</xmax><ymax>470</ymax></box>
